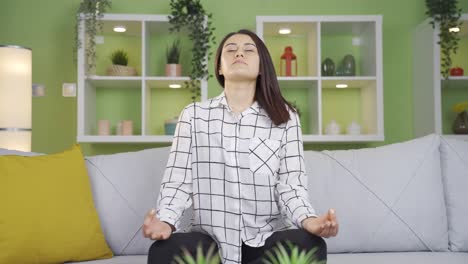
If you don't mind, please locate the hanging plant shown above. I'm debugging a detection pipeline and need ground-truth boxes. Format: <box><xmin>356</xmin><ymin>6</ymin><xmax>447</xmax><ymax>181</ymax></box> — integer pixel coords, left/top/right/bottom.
<box><xmin>74</xmin><ymin>0</ymin><xmax>112</xmax><ymax>73</ymax></box>
<box><xmin>168</xmin><ymin>0</ymin><xmax>216</xmax><ymax>102</ymax></box>
<box><xmin>425</xmin><ymin>0</ymin><xmax>462</xmax><ymax>78</ymax></box>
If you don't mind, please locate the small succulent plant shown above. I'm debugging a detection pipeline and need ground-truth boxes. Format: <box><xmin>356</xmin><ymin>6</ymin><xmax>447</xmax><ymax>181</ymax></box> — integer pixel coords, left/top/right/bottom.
<box><xmin>110</xmin><ymin>49</ymin><xmax>128</xmax><ymax>66</ymax></box>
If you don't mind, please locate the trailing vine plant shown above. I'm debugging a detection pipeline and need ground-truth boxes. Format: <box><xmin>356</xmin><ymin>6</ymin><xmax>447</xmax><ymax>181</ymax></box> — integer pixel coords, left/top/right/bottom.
<box><xmin>74</xmin><ymin>0</ymin><xmax>112</xmax><ymax>74</ymax></box>
<box><xmin>425</xmin><ymin>0</ymin><xmax>462</xmax><ymax>78</ymax></box>
<box><xmin>168</xmin><ymin>0</ymin><xmax>216</xmax><ymax>102</ymax></box>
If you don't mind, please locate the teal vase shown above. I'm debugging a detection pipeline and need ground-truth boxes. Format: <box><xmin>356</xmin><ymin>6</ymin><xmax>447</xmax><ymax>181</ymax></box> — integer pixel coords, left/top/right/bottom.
<box><xmin>321</xmin><ymin>57</ymin><xmax>335</xmax><ymax>76</ymax></box>
<box><xmin>342</xmin><ymin>54</ymin><xmax>356</xmax><ymax>76</ymax></box>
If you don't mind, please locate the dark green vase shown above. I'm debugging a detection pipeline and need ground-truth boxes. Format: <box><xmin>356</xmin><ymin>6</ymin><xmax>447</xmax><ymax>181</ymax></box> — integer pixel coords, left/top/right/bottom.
<box><xmin>321</xmin><ymin>57</ymin><xmax>335</xmax><ymax>76</ymax></box>
<box><xmin>452</xmin><ymin>111</ymin><xmax>468</xmax><ymax>134</ymax></box>
<box><xmin>342</xmin><ymin>54</ymin><xmax>356</xmax><ymax>76</ymax></box>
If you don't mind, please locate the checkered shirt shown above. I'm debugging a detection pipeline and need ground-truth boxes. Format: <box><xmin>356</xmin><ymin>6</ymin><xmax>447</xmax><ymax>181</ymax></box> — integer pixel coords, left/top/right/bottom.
<box><xmin>156</xmin><ymin>92</ymin><xmax>317</xmax><ymax>264</ymax></box>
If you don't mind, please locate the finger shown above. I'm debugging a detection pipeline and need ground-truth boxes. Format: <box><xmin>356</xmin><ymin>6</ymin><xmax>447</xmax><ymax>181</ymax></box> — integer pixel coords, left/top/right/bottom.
<box><xmin>151</xmin><ymin>233</ymin><xmax>160</xmax><ymax>240</ymax></box>
<box><xmin>319</xmin><ymin>227</ymin><xmax>330</xmax><ymax>238</ymax></box>
<box><xmin>319</xmin><ymin>223</ymin><xmax>330</xmax><ymax>238</ymax></box>
<box><xmin>335</xmin><ymin>223</ymin><xmax>340</xmax><ymax>236</ymax></box>
<box><xmin>144</xmin><ymin>209</ymin><xmax>156</xmax><ymax>226</ymax></box>
<box><xmin>328</xmin><ymin>222</ymin><xmax>337</xmax><ymax>237</ymax></box>
<box><xmin>143</xmin><ymin>227</ymin><xmax>150</xmax><ymax>238</ymax></box>
<box><xmin>331</xmin><ymin>222</ymin><xmax>339</xmax><ymax>236</ymax></box>
<box><xmin>325</xmin><ymin>221</ymin><xmax>333</xmax><ymax>237</ymax></box>
<box><xmin>328</xmin><ymin>208</ymin><xmax>337</xmax><ymax>222</ymax></box>
<box><xmin>161</xmin><ymin>232</ymin><xmax>171</xmax><ymax>240</ymax></box>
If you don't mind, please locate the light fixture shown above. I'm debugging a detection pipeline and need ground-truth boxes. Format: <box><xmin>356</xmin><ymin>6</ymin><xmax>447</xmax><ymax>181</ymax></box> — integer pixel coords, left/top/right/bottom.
<box><xmin>169</xmin><ymin>84</ymin><xmax>181</xmax><ymax>89</ymax></box>
<box><xmin>278</xmin><ymin>27</ymin><xmax>291</xmax><ymax>35</ymax></box>
<box><xmin>336</xmin><ymin>83</ymin><xmax>348</xmax><ymax>88</ymax></box>
<box><xmin>449</xmin><ymin>27</ymin><xmax>460</xmax><ymax>33</ymax></box>
<box><xmin>113</xmin><ymin>26</ymin><xmax>126</xmax><ymax>33</ymax></box>
<box><xmin>0</xmin><ymin>45</ymin><xmax>32</xmax><ymax>151</ymax></box>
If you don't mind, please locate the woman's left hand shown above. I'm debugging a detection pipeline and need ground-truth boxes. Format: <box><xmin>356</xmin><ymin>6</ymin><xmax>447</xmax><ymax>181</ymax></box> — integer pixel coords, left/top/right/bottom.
<box><xmin>302</xmin><ymin>208</ymin><xmax>339</xmax><ymax>238</ymax></box>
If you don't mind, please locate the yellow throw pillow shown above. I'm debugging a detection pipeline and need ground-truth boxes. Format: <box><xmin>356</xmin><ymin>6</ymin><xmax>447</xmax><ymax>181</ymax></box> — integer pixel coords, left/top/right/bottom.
<box><xmin>0</xmin><ymin>144</ymin><xmax>113</xmax><ymax>263</ymax></box>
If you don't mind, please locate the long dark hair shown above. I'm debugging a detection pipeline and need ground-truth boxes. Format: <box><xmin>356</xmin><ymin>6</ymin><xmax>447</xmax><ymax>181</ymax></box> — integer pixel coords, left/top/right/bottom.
<box><xmin>214</xmin><ymin>29</ymin><xmax>296</xmax><ymax>126</ymax></box>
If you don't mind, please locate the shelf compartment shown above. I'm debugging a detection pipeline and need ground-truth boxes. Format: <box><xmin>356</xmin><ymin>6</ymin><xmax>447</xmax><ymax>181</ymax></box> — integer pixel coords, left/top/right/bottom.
<box><xmin>144</xmin><ymin>85</ymin><xmax>193</xmax><ymax>136</ymax></box>
<box><xmin>91</xmin><ymin>20</ymin><xmax>142</xmax><ymax>76</ymax></box>
<box><xmin>321</xmin><ymin>79</ymin><xmax>377</xmax><ymax>135</ymax></box>
<box><xmin>278</xmin><ymin>79</ymin><xmax>319</xmax><ymax>135</ymax></box>
<box><xmin>144</xmin><ymin>20</ymin><xmax>193</xmax><ymax>77</ymax></box>
<box><xmin>320</xmin><ymin>21</ymin><xmax>376</xmax><ymax>77</ymax></box>
<box><xmin>82</xmin><ymin>82</ymin><xmax>142</xmax><ymax>136</ymax></box>
<box><xmin>440</xmin><ymin>87</ymin><xmax>468</xmax><ymax>135</ymax></box>
<box><xmin>448</xmin><ymin>20</ymin><xmax>468</xmax><ymax>73</ymax></box>
<box><xmin>262</xmin><ymin>21</ymin><xmax>318</xmax><ymax>77</ymax></box>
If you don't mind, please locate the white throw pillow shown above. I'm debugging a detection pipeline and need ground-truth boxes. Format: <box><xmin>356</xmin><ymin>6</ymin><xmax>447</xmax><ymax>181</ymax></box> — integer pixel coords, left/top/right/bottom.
<box><xmin>304</xmin><ymin>134</ymin><xmax>448</xmax><ymax>253</ymax></box>
<box><xmin>440</xmin><ymin>136</ymin><xmax>468</xmax><ymax>251</ymax></box>
<box><xmin>85</xmin><ymin>147</ymin><xmax>193</xmax><ymax>255</ymax></box>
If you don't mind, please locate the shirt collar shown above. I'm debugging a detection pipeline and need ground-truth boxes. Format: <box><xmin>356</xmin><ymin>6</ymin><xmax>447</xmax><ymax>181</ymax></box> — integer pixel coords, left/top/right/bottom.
<box><xmin>209</xmin><ymin>91</ymin><xmax>260</xmax><ymax>114</ymax></box>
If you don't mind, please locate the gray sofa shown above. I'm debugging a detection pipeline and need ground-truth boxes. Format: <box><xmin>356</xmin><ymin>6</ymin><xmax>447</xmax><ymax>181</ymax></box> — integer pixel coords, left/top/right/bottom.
<box><xmin>2</xmin><ymin>134</ymin><xmax>467</xmax><ymax>263</ymax></box>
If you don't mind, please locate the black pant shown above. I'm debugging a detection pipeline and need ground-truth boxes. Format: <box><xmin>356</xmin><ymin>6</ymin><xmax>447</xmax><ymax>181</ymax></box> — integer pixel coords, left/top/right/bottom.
<box><xmin>147</xmin><ymin>229</ymin><xmax>327</xmax><ymax>264</ymax></box>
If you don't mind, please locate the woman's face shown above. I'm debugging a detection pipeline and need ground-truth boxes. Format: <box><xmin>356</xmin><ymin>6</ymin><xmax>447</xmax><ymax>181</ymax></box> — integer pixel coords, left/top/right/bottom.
<box><xmin>218</xmin><ymin>34</ymin><xmax>260</xmax><ymax>82</ymax></box>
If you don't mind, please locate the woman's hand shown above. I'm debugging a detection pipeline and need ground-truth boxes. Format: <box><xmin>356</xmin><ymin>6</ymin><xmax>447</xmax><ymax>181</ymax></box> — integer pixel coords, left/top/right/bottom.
<box><xmin>142</xmin><ymin>209</ymin><xmax>173</xmax><ymax>240</ymax></box>
<box><xmin>302</xmin><ymin>208</ymin><xmax>339</xmax><ymax>238</ymax></box>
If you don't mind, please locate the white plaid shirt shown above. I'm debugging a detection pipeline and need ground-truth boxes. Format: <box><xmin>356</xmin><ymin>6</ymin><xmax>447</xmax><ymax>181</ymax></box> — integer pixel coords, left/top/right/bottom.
<box><xmin>156</xmin><ymin>92</ymin><xmax>317</xmax><ymax>264</ymax></box>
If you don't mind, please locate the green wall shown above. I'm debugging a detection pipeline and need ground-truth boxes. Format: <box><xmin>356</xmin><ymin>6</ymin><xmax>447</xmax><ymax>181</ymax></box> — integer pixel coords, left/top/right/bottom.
<box><xmin>1</xmin><ymin>0</ymin><xmax>466</xmax><ymax>155</ymax></box>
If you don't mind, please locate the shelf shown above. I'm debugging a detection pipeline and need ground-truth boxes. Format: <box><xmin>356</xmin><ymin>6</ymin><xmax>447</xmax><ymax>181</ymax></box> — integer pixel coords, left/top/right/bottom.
<box><xmin>77</xmin><ymin>135</ymin><xmax>174</xmax><ymax>143</ymax></box>
<box><xmin>145</xmin><ymin>76</ymin><xmax>191</xmax><ymax>89</ymax></box>
<box><xmin>322</xmin><ymin>77</ymin><xmax>376</xmax><ymax>89</ymax></box>
<box><xmin>77</xmin><ymin>13</ymin><xmax>209</xmax><ymax>143</ymax></box>
<box><xmin>87</xmin><ymin>76</ymin><xmax>142</xmax><ymax>88</ymax></box>
<box><xmin>413</xmin><ymin>14</ymin><xmax>468</xmax><ymax>138</ymax></box>
<box><xmin>257</xmin><ymin>15</ymin><xmax>383</xmax><ymax>142</ymax></box>
<box><xmin>278</xmin><ymin>77</ymin><xmax>318</xmax><ymax>89</ymax></box>
<box><xmin>442</xmin><ymin>77</ymin><xmax>468</xmax><ymax>89</ymax></box>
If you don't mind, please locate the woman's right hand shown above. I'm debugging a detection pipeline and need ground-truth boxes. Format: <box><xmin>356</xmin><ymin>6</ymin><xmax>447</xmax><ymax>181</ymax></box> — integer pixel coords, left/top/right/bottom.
<box><xmin>143</xmin><ymin>209</ymin><xmax>173</xmax><ymax>240</ymax></box>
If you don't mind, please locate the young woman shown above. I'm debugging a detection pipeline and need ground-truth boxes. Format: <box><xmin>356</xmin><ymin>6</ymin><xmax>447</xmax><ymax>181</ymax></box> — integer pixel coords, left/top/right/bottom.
<box><xmin>143</xmin><ymin>29</ymin><xmax>338</xmax><ymax>264</ymax></box>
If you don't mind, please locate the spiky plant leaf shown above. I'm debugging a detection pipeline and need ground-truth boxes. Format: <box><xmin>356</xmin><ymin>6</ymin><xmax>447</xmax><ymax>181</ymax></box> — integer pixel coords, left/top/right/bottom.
<box><xmin>173</xmin><ymin>243</ymin><xmax>220</xmax><ymax>264</ymax></box>
<box><xmin>262</xmin><ymin>240</ymin><xmax>325</xmax><ymax>264</ymax></box>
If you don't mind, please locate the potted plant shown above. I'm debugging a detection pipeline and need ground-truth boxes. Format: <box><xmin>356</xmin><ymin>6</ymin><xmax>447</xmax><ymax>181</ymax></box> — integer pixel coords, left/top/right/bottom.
<box><xmin>166</xmin><ymin>39</ymin><xmax>182</xmax><ymax>77</ymax></box>
<box><xmin>452</xmin><ymin>101</ymin><xmax>468</xmax><ymax>134</ymax></box>
<box><xmin>74</xmin><ymin>0</ymin><xmax>112</xmax><ymax>74</ymax></box>
<box><xmin>173</xmin><ymin>243</ymin><xmax>220</xmax><ymax>264</ymax></box>
<box><xmin>263</xmin><ymin>241</ymin><xmax>325</xmax><ymax>264</ymax></box>
<box><xmin>168</xmin><ymin>0</ymin><xmax>216</xmax><ymax>102</ymax></box>
<box><xmin>425</xmin><ymin>0</ymin><xmax>462</xmax><ymax>78</ymax></box>
<box><xmin>107</xmin><ymin>49</ymin><xmax>137</xmax><ymax>76</ymax></box>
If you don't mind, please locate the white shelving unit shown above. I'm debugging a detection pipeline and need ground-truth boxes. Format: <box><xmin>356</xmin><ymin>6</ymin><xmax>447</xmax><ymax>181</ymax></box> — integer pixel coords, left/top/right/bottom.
<box><xmin>256</xmin><ymin>15</ymin><xmax>384</xmax><ymax>142</ymax></box>
<box><xmin>413</xmin><ymin>14</ymin><xmax>468</xmax><ymax>141</ymax></box>
<box><xmin>77</xmin><ymin>14</ymin><xmax>207</xmax><ymax>143</ymax></box>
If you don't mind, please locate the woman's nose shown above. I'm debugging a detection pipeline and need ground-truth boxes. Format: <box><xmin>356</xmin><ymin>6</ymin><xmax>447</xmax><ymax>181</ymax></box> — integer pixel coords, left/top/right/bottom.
<box><xmin>235</xmin><ymin>50</ymin><xmax>244</xmax><ymax>57</ymax></box>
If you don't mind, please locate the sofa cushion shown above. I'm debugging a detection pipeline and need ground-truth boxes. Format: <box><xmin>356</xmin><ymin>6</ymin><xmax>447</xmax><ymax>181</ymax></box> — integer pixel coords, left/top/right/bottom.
<box><xmin>85</xmin><ymin>147</ymin><xmax>193</xmax><ymax>255</ymax></box>
<box><xmin>0</xmin><ymin>145</ymin><xmax>113</xmax><ymax>263</ymax></box>
<box><xmin>440</xmin><ymin>137</ymin><xmax>468</xmax><ymax>251</ymax></box>
<box><xmin>304</xmin><ymin>134</ymin><xmax>448</xmax><ymax>253</ymax></box>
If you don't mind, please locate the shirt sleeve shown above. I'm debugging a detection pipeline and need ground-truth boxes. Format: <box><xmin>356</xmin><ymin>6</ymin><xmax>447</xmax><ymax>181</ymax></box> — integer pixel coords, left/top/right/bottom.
<box><xmin>156</xmin><ymin>104</ymin><xmax>194</xmax><ymax>230</ymax></box>
<box><xmin>276</xmin><ymin>110</ymin><xmax>317</xmax><ymax>228</ymax></box>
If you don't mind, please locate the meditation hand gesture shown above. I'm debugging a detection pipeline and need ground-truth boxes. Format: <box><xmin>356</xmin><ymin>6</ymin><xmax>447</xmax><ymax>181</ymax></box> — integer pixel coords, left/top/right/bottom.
<box><xmin>143</xmin><ymin>209</ymin><xmax>173</xmax><ymax>240</ymax></box>
<box><xmin>302</xmin><ymin>208</ymin><xmax>339</xmax><ymax>238</ymax></box>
